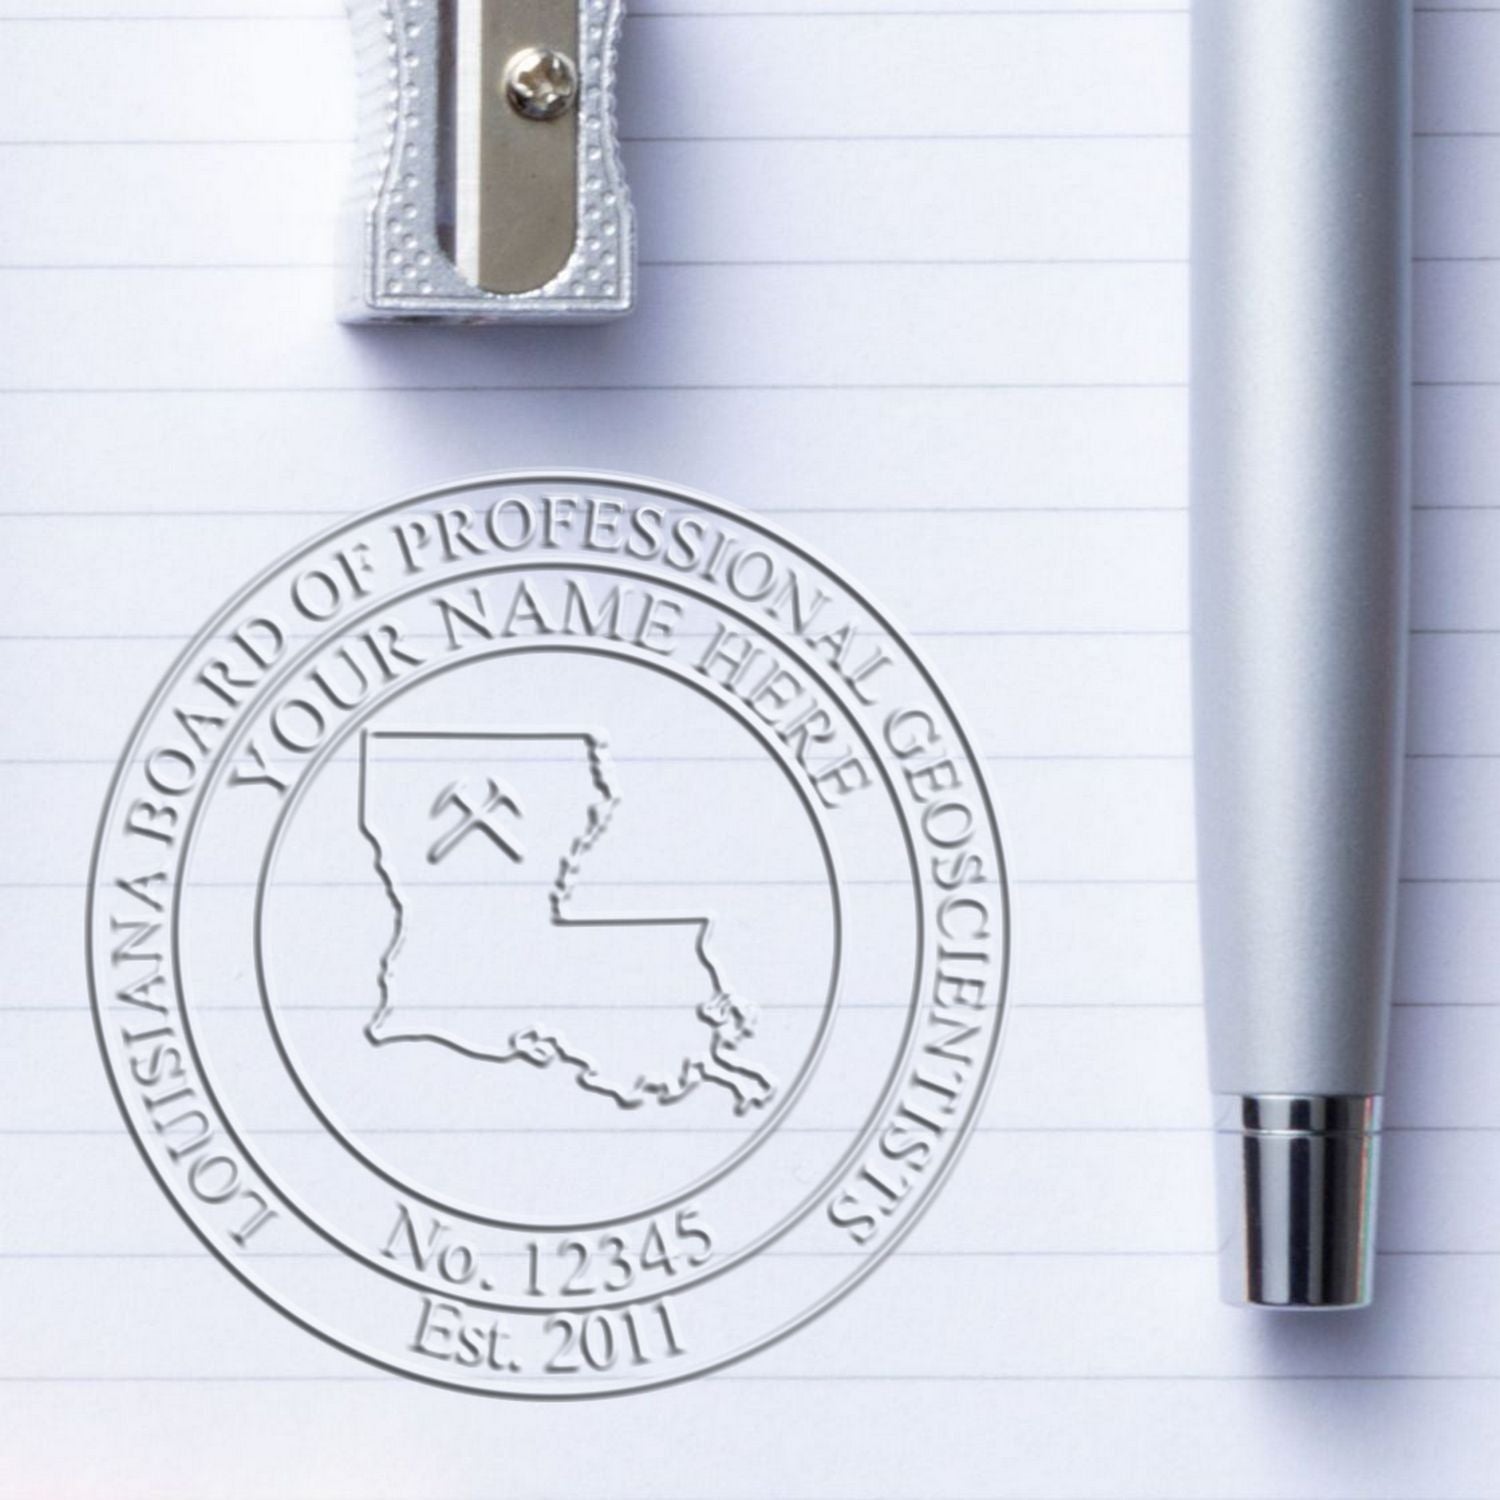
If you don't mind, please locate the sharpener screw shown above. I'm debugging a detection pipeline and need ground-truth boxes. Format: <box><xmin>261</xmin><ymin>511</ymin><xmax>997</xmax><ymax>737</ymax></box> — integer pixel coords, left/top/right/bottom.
<box><xmin>503</xmin><ymin>46</ymin><xmax>579</xmax><ymax>122</ymax></box>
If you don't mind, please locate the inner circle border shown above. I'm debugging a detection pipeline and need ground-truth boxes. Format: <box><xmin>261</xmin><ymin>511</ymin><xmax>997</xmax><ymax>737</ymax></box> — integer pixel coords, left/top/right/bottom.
<box><xmin>85</xmin><ymin>471</ymin><xmax>1014</xmax><ymax>1399</ymax></box>
<box><xmin>250</xmin><ymin>635</ymin><xmax>851</xmax><ymax>1245</ymax></box>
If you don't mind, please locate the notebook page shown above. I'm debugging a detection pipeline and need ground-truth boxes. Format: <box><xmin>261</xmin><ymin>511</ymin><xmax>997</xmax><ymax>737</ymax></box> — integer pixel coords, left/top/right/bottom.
<box><xmin>2</xmin><ymin>0</ymin><xmax>1499</xmax><ymax>1495</ymax></box>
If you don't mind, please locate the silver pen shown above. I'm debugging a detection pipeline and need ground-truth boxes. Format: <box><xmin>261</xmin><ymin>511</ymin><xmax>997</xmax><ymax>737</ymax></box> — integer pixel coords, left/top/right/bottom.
<box><xmin>1191</xmin><ymin>0</ymin><xmax>1411</xmax><ymax>1307</ymax></box>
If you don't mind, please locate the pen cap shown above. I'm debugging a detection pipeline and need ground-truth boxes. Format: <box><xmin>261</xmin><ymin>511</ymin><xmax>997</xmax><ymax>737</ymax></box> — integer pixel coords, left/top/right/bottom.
<box><xmin>1191</xmin><ymin>0</ymin><xmax>1410</xmax><ymax>1307</ymax></box>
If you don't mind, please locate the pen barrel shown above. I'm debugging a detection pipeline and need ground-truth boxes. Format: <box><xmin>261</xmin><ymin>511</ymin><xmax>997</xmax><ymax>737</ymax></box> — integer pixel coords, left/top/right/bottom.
<box><xmin>1191</xmin><ymin>1</ymin><xmax>1411</xmax><ymax>1303</ymax></box>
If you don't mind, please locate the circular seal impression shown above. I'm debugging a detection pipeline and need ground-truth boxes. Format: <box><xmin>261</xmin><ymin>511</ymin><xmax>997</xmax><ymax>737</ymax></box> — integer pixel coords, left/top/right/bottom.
<box><xmin>87</xmin><ymin>474</ymin><xmax>1009</xmax><ymax>1397</ymax></box>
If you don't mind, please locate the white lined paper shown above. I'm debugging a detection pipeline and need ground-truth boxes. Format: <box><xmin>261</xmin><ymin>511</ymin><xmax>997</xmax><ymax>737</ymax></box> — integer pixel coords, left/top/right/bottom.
<box><xmin>3</xmin><ymin>3</ymin><xmax>1500</xmax><ymax>1498</ymax></box>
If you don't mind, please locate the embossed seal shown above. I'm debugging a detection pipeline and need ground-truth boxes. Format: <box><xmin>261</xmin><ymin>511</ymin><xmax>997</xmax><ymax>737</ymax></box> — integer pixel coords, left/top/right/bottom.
<box><xmin>87</xmin><ymin>474</ymin><xmax>1009</xmax><ymax>1396</ymax></box>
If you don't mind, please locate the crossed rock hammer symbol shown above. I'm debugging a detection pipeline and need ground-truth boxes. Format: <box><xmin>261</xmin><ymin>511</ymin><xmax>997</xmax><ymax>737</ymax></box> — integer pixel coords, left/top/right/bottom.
<box><xmin>426</xmin><ymin>778</ymin><xmax>524</xmax><ymax>865</ymax></box>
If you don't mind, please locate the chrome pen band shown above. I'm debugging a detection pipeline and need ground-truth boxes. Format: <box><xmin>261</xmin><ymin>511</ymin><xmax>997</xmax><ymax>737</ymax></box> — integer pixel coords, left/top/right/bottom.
<box><xmin>1214</xmin><ymin>1093</ymin><xmax>1382</xmax><ymax>1310</ymax></box>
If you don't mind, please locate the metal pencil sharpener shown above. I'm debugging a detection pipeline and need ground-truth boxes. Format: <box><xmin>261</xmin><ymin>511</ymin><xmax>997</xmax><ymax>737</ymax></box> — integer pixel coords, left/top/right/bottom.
<box><xmin>344</xmin><ymin>0</ymin><xmax>634</xmax><ymax>322</ymax></box>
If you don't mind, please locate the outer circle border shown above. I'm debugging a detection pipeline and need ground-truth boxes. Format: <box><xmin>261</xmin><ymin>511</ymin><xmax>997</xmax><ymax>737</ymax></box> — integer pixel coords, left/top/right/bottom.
<box><xmin>85</xmin><ymin>470</ymin><xmax>1014</xmax><ymax>1400</ymax></box>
